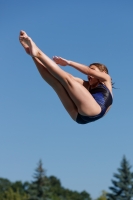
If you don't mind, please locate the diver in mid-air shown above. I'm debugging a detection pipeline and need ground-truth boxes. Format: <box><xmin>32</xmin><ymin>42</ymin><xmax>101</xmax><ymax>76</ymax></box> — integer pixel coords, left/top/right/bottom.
<box><xmin>19</xmin><ymin>30</ymin><xmax>113</xmax><ymax>124</ymax></box>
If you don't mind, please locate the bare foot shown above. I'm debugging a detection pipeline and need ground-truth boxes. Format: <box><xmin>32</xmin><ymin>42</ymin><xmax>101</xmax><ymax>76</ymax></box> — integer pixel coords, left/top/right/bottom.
<box><xmin>19</xmin><ymin>30</ymin><xmax>40</xmax><ymax>57</ymax></box>
<box><xmin>19</xmin><ymin>31</ymin><xmax>30</xmax><ymax>55</ymax></box>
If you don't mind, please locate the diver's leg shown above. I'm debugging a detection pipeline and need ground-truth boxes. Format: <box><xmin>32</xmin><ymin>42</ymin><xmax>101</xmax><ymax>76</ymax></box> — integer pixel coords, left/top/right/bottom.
<box><xmin>32</xmin><ymin>57</ymin><xmax>78</xmax><ymax>120</ymax></box>
<box><xmin>19</xmin><ymin>31</ymin><xmax>79</xmax><ymax>120</ymax></box>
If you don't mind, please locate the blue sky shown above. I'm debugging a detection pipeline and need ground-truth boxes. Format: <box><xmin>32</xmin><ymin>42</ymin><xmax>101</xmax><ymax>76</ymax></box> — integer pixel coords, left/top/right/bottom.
<box><xmin>1</xmin><ymin>0</ymin><xmax>133</xmax><ymax>199</ymax></box>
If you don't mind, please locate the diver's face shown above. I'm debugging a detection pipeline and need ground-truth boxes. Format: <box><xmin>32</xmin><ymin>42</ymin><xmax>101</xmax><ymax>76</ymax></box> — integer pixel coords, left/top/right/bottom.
<box><xmin>88</xmin><ymin>65</ymin><xmax>100</xmax><ymax>86</ymax></box>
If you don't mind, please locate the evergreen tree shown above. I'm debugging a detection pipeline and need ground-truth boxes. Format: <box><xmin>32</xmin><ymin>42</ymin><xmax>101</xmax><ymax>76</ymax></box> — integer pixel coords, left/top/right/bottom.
<box><xmin>28</xmin><ymin>160</ymin><xmax>49</xmax><ymax>200</ymax></box>
<box><xmin>107</xmin><ymin>156</ymin><xmax>133</xmax><ymax>200</ymax></box>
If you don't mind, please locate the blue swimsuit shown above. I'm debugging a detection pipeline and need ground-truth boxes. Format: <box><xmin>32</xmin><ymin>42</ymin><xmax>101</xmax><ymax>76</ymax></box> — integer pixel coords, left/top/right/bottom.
<box><xmin>76</xmin><ymin>84</ymin><xmax>113</xmax><ymax>124</ymax></box>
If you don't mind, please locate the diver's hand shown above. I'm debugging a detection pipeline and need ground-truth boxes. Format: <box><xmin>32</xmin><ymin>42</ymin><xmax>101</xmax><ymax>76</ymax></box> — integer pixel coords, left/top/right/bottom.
<box><xmin>53</xmin><ymin>56</ymin><xmax>70</xmax><ymax>66</ymax></box>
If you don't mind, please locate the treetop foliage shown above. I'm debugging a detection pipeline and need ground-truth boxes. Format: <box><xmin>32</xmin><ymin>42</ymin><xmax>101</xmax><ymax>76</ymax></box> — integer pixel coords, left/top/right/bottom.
<box><xmin>1</xmin><ymin>156</ymin><xmax>133</xmax><ymax>200</ymax></box>
<box><xmin>0</xmin><ymin>160</ymin><xmax>92</xmax><ymax>200</ymax></box>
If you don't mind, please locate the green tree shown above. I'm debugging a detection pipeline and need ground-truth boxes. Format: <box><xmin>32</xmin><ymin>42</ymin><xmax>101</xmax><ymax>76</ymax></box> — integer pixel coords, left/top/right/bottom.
<box><xmin>49</xmin><ymin>176</ymin><xmax>62</xmax><ymax>198</ymax></box>
<box><xmin>0</xmin><ymin>178</ymin><xmax>12</xmax><ymax>200</ymax></box>
<box><xmin>23</xmin><ymin>181</ymin><xmax>31</xmax><ymax>195</ymax></box>
<box><xmin>0</xmin><ymin>178</ymin><xmax>11</xmax><ymax>193</ymax></box>
<box><xmin>107</xmin><ymin>156</ymin><xmax>133</xmax><ymax>200</ymax></box>
<box><xmin>0</xmin><ymin>178</ymin><xmax>28</xmax><ymax>200</ymax></box>
<box><xmin>12</xmin><ymin>181</ymin><xmax>26</xmax><ymax>196</ymax></box>
<box><xmin>80</xmin><ymin>190</ymin><xmax>92</xmax><ymax>200</ymax></box>
<box><xmin>3</xmin><ymin>187</ymin><xmax>28</xmax><ymax>200</ymax></box>
<box><xmin>28</xmin><ymin>160</ymin><xmax>49</xmax><ymax>200</ymax></box>
<box><xmin>97</xmin><ymin>191</ymin><xmax>107</xmax><ymax>200</ymax></box>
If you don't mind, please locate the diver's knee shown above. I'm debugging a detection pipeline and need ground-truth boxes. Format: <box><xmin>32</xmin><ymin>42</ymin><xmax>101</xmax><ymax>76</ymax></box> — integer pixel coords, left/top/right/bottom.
<box><xmin>64</xmin><ymin>74</ymin><xmax>75</xmax><ymax>86</ymax></box>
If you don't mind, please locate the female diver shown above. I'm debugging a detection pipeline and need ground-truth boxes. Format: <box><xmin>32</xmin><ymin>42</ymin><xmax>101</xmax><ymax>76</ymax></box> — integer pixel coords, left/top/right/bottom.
<box><xmin>19</xmin><ymin>30</ymin><xmax>113</xmax><ymax>124</ymax></box>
